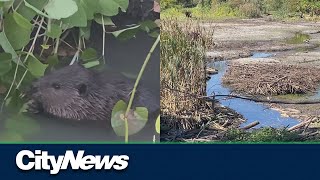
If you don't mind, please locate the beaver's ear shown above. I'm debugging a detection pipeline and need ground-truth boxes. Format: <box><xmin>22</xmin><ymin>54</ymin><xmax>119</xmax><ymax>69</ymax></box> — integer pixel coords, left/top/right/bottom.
<box><xmin>77</xmin><ymin>83</ymin><xmax>88</xmax><ymax>96</ymax></box>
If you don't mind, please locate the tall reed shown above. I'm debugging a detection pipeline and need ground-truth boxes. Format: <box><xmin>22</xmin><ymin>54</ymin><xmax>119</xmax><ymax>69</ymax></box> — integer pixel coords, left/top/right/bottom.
<box><xmin>160</xmin><ymin>19</ymin><xmax>214</xmax><ymax>129</ymax></box>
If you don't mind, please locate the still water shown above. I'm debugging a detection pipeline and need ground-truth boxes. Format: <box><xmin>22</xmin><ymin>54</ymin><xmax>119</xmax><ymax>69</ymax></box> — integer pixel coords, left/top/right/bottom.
<box><xmin>206</xmin><ymin>53</ymin><xmax>300</xmax><ymax>128</ymax></box>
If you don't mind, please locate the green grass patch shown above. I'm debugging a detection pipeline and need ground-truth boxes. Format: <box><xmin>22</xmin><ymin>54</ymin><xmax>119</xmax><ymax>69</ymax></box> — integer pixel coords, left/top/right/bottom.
<box><xmin>225</xmin><ymin>128</ymin><xmax>302</xmax><ymax>142</ymax></box>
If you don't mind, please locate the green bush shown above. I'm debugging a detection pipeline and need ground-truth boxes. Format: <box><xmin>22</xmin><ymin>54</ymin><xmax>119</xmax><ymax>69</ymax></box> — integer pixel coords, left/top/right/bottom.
<box><xmin>161</xmin><ymin>7</ymin><xmax>185</xmax><ymax>19</ymax></box>
<box><xmin>161</xmin><ymin>0</ymin><xmax>177</xmax><ymax>10</ymax></box>
<box><xmin>213</xmin><ymin>3</ymin><xmax>239</xmax><ymax>17</ymax></box>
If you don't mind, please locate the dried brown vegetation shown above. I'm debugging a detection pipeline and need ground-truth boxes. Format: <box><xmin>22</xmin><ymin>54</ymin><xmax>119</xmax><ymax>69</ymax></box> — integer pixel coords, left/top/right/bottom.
<box><xmin>223</xmin><ymin>63</ymin><xmax>320</xmax><ymax>96</ymax></box>
<box><xmin>160</xmin><ymin>19</ymin><xmax>214</xmax><ymax>129</ymax></box>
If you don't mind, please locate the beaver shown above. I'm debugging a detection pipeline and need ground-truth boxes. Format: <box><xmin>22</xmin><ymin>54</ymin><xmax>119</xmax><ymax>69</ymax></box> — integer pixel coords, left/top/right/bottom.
<box><xmin>26</xmin><ymin>63</ymin><xmax>159</xmax><ymax>123</ymax></box>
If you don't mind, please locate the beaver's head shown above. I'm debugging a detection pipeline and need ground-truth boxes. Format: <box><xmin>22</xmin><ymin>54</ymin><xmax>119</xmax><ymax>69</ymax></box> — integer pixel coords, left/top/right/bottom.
<box><xmin>27</xmin><ymin>63</ymin><xmax>103</xmax><ymax>120</ymax></box>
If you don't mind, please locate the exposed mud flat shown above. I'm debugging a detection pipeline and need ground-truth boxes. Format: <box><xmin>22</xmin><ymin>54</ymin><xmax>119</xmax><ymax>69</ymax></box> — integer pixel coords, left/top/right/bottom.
<box><xmin>205</xmin><ymin>18</ymin><xmax>320</xmax><ymax>128</ymax></box>
<box><xmin>204</xmin><ymin>18</ymin><xmax>320</xmax><ymax>61</ymax></box>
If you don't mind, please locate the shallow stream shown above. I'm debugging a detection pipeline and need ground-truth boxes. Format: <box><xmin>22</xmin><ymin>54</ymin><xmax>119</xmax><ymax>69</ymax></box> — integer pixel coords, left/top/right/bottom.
<box><xmin>207</xmin><ymin>52</ymin><xmax>301</xmax><ymax>128</ymax></box>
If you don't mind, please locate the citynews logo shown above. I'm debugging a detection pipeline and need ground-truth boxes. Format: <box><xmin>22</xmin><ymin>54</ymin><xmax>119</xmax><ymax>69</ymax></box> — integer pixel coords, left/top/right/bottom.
<box><xmin>16</xmin><ymin>150</ymin><xmax>129</xmax><ymax>174</ymax></box>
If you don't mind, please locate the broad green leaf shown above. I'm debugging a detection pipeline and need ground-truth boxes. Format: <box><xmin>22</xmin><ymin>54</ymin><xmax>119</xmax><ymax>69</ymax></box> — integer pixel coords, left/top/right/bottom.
<box><xmin>99</xmin><ymin>0</ymin><xmax>129</xmax><ymax>16</ymax></box>
<box><xmin>0</xmin><ymin>53</ymin><xmax>12</xmax><ymax>76</ymax></box>
<box><xmin>62</xmin><ymin>2</ymin><xmax>87</xmax><ymax>27</ymax></box>
<box><xmin>80</xmin><ymin>0</ymin><xmax>98</xmax><ymax>20</ymax></box>
<box><xmin>79</xmin><ymin>21</ymin><xmax>91</xmax><ymax>40</ymax></box>
<box><xmin>111</xmin><ymin>100</ymin><xmax>127</xmax><ymax>117</ymax></box>
<box><xmin>46</xmin><ymin>23</ymin><xmax>62</xmax><ymax>38</ymax></box>
<box><xmin>155</xmin><ymin>115</ymin><xmax>160</xmax><ymax>134</ymax></box>
<box><xmin>47</xmin><ymin>54</ymin><xmax>59</xmax><ymax>66</ymax></box>
<box><xmin>111</xmin><ymin>101</ymin><xmax>149</xmax><ymax>136</ymax></box>
<box><xmin>27</xmin><ymin>55</ymin><xmax>48</xmax><ymax>77</ymax></box>
<box><xmin>134</xmin><ymin>107</ymin><xmax>148</xmax><ymax>121</ymax></box>
<box><xmin>110</xmin><ymin>25</ymin><xmax>140</xmax><ymax>41</ymax></box>
<box><xmin>1</xmin><ymin>0</ymin><xmax>13</xmax><ymax>12</ymax></box>
<box><xmin>0</xmin><ymin>62</ymin><xmax>34</xmax><ymax>89</ymax></box>
<box><xmin>0</xmin><ymin>32</ymin><xmax>18</xmax><ymax>63</ymax></box>
<box><xmin>94</xmin><ymin>14</ymin><xmax>114</xmax><ymax>25</ymax></box>
<box><xmin>18</xmin><ymin>0</ymin><xmax>48</xmax><ymax>20</ymax></box>
<box><xmin>12</xmin><ymin>11</ymin><xmax>33</xmax><ymax>29</ymax></box>
<box><xmin>81</xmin><ymin>48</ymin><xmax>97</xmax><ymax>61</ymax></box>
<box><xmin>4</xmin><ymin>12</ymin><xmax>32</xmax><ymax>50</ymax></box>
<box><xmin>44</xmin><ymin>0</ymin><xmax>78</xmax><ymax>20</ymax></box>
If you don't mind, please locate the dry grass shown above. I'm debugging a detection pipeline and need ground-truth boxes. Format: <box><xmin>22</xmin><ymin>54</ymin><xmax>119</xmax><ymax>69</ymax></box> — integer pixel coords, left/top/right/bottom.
<box><xmin>223</xmin><ymin>63</ymin><xmax>320</xmax><ymax>96</ymax></box>
<box><xmin>160</xmin><ymin>19</ymin><xmax>214</xmax><ymax>129</ymax></box>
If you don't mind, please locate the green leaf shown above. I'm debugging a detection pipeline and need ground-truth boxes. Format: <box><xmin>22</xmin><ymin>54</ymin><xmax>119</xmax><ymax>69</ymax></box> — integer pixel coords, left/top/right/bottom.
<box><xmin>110</xmin><ymin>25</ymin><xmax>141</xmax><ymax>41</ymax></box>
<box><xmin>134</xmin><ymin>107</ymin><xmax>148</xmax><ymax>121</ymax></box>
<box><xmin>1</xmin><ymin>0</ymin><xmax>13</xmax><ymax>12</ymax></box>
<box><xmin>27</xmin><ymin>55</ymin><xmax>48</xmax><ymax>77</ymax></box>
<box><xmin>149</xmin><ymin>30</ymin><xmax>160</xmax><ymax>38</ymax></box>
<box><xmin>46</xmin><ymin>23</ymin><xmax>62</xmax><ymax>38</ymax></box>
<box><xmin>112</xmin><ymin>100</ymin><xmax>127</xmax><ymax>117</ymax></box>
<box><xmin>0</xmin><ymin>61</ymin><xmax>34</xmax><ymax>89</ymax></box>
<box><xmin>83</xmin><ymin>61</ymin><xmax>100</xmax><ymax>68</ymax></box>
<box><xmin>94</xmin><ymin>14</ymin><xmax>114</xmax><ymax>25</ymax></box>
<box><xmin>111</xmin><ymin>101</ymin><xmax>149</xmax><ymax>137</ymax></box>
<box><xmin>47</xmin><ymin>54</ymin><xmax>59</xmax><ymax>66</ymax></box>
<box><xmin>4</xmin><ymin>12</ymin><xmax>32</xmax><ymax>50</ymax></box>
<box><xmin>5</xmin><ymin>89</ymin><xmax>24</xmax><ymax>111</ymax></box>
<box><xmin>81</xmin><ymin>48</ymin><xmax>97</xmax><ymax>61</ymax></box>
<box><xmin>44</xmin><ymin>0</ymin><xmax>78</xmax><ymax>20</ymax></box>
<box><xmin>79</xmin><ymin>20</ymin><xmax>92</xmax><ymax>40</ymax></box>
<box><xmin>13</xmin><ymin>11</ymin><xmax>33</xmax><ymax>29</ymax></box>
<box><xmin>155</xmin><ymin>115</ymin><xmax>160</xmax><ymax>134</ymax></box>
<box><xmin>80</xmin><ymin>0</ymin><xmax>98</xmax><ymax>20</ymax></box>
<box><xmin>41</xmin><ymin>44</ymin><xmax>51</xmax><ymax>50</ymax></box>
<box><xmin>0</xmin><ymin>32</ymin><xmax>18</xmax><ymax>63</ymax></box>
<box><xmin>98</xmin><ymin>0</ymin><xmax>129</xmax><ymax>16</ymax></box>
<box><xmin>18</xmin><ymin>0</ymin><xmax>48</xmax><ymax>20</ymax></box>
<box><xmin>0</xmin><ymin>53</ymin><xmax>12</xmax><ymax>76</ymax></box>
<box><xmin>139</xmin><ymin>20</ymin><xmax>158</xmax><ymax>33</ymax></box>
<box><xmin>62</xmin><ymin>2</ymin><xmax>87</xmax><ymax>27</ymax></box>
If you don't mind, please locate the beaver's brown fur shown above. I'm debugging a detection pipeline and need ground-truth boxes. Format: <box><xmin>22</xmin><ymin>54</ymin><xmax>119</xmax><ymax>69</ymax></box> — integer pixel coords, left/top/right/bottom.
<box><xmin>27</xmin><ymin>63</ymin><xmax>159</xmax><ymax>122</ymax></box>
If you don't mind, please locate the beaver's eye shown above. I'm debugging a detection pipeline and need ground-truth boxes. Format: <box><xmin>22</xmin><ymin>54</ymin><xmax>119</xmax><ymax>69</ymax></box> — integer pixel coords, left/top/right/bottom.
<box><xmin>52</xmin><ymin>83</ymin><xmax>60</xmax><ymax>89</ymax></box>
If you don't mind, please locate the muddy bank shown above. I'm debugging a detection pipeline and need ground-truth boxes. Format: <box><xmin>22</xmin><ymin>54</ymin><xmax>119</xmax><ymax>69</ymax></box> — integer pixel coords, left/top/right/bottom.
<box><xmin>204</xmin><ymin>18</ymin><xmax>320</xmax><ymax>60</ymax></box>
<box><xmin>203</xmin><ymin>19</ymin><xmax>320</xmax><ymax>131</ymax></box>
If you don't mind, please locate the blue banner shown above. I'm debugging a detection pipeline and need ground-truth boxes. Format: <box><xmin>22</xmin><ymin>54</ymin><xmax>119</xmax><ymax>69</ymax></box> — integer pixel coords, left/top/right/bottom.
<box><xmin>0</xmin><ymin>144</ymin><xmax>319</xmax><ymax>179</ymax></box>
